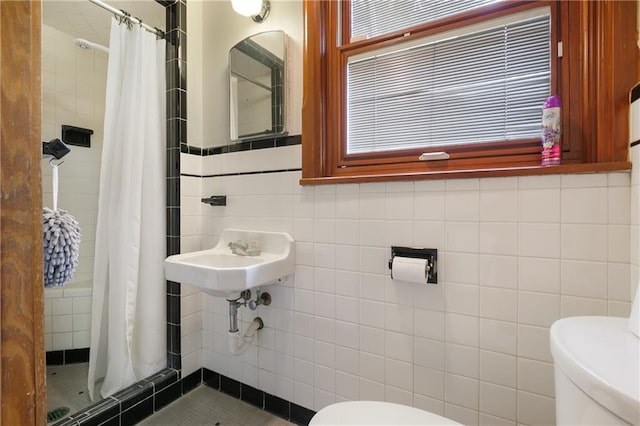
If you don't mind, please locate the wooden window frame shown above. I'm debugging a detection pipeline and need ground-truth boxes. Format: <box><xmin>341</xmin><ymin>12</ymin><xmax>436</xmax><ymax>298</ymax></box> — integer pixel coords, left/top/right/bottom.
<box><xmin>301</xmin><ymin>0</ymin><xmax>639</xmax><ymax>184</ymax></box>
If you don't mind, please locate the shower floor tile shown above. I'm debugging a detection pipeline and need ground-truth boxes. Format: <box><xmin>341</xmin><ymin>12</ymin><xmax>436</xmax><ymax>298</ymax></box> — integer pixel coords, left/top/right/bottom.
<box><xmin>47</xmin><ymin>362</ymin><xmax>103</xmax><ymax>421</ymax></box>
<box><xmin>138</xmin><ymin>385</ymin><xmax>295</xmax><ymax>426</ymax></box>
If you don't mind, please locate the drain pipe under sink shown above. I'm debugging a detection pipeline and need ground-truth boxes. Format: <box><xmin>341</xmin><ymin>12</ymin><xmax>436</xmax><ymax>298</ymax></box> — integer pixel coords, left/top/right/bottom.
<box><xmin>228</xmin><ymin>316</ymin><xmax>263</xmax><ymax>355</ymax></box>
<box><xmin>227</xmin><ymin>291</ymin><xmax>265</xmax><ymax>355</ymax></box>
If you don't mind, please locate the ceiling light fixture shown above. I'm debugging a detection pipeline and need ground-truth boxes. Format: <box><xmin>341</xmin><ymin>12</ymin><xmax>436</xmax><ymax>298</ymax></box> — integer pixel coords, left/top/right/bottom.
<box><xmin>231</xmin><ymin>0</ymin><xmax>270</xmax><ymax>23</ymax></box>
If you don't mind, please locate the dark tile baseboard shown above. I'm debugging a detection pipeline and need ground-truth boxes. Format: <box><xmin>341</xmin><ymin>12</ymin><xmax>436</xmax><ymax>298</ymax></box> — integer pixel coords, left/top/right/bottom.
<box><xmin>46</xmin><ymin>348</ymin><xmax>90</xmax><ymax>365</ymax></box>
<box><xmin>54</xmin><ymin>367</ymin><xmax>316</xmax><ymax>426</ymax></box>
<box><xmin>53</xmin><ymin>368</ymin><xmax>186</xmax><ymax>426</ymax></box>
<box><xmin>203</xmin><ymin>368</ymin><xmax>316</xmax><ymax>426</ymax></box>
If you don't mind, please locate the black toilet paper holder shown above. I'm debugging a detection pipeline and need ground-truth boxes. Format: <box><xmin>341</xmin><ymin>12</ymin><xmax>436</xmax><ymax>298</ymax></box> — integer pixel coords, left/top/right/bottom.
<box><xmin>388</xmin><ymin>246</ymin><xmax>438</xmax><ymax>284</ymax></box>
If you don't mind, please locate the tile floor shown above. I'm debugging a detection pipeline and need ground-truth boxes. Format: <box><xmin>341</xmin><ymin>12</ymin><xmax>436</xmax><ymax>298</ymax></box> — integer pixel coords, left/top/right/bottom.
<box><xmin>138</xmin><ymin>385</ymin><xmax>296</xmax><ymax>426</ymax></box>
<box><xmin>47</xmin><ymin>362</ymin><xmax>104</xmax><ymax>421</ymax></box>
<box><xmin>47</xmin><ymin>364</ymin><xmax>297</xmax><ymax>425</ymax></box>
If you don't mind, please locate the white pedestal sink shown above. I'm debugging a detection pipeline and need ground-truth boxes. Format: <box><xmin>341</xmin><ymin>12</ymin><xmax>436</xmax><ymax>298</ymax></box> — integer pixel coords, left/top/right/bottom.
<box><xmin>164</xmin><ymin>229</ymin><xmax>295</xmax><ymax>298</ymax></box>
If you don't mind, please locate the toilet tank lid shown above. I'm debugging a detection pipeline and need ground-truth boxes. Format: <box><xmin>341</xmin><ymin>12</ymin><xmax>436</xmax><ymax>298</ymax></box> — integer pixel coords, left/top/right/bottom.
<box><xmin>550</xmin><ymin>316</ymin><xmax>640</xmax><ymax>425</ymax></box>
<box><xmin>309</xmin><ymin>401</ymin><xmax>462</xmax><ymax>425</ymax></box>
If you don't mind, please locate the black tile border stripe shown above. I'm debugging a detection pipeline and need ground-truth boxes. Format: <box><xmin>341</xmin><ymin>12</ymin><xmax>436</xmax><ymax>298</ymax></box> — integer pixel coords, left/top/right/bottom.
<box><xmin>202</xmin><ymin>368</ymin><xmax>316</xmax><ymax>426</ymax></box>
<box><xmin>631</xmin><ymin>81</ymin><xmax>640</xmax><ymax>103</ymax></box>
<box><xmin>46</xmin><ymin>350</ymin><xmax>64</xmax><ymax>366</ymax></box>
<box><xmin>46</xmin><ymin>348</ymin><xmax>91</xmax><ymax>365</ymax></box>
<box><xmin>53</xmin><ymin>367</ymin><xmax>181</xmax><ymax>426</ymax></box>
<box><xmin>164</xmin><ymin>0</ymin><xmax>183</xmax><ymax>372</ymax></box>
<box><xmin>181</xmin><ymin>168</ymin><xmax>302</xmax><ymax>179</ymax></box>
<box><xmin>180</xmin><ymin>134</ymin><xmax>301</xmax><ymax>156</ymax></box>
<box><xmin>55</xmin><ymin>367</ymin><xmax>317</xmax><ymax>426</ymax></box>
<box><xmin>220</xmin><ymin>375</ymin><xmax>241</xmax><ymax>399</ymax></box>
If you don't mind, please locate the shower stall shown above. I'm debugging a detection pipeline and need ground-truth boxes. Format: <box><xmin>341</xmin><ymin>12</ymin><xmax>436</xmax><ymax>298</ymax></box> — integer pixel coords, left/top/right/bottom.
<box><xmin>42</xmin><ymin>0</ymin><xmax>182</xmax><ymax>422</ymax></box>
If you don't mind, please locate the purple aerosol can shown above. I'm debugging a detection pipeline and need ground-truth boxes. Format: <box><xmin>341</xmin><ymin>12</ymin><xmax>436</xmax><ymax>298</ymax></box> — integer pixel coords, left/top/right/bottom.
<box><xmin>541</xmin><ymin>95</ymin><xmax>561</xmax><ymax>166</ymax></box>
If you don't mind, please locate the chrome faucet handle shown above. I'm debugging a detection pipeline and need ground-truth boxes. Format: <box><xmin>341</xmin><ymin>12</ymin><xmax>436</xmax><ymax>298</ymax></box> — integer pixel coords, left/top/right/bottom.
<box><xmin>229</xmin><ymin>240</ymin><xmax>249</xmax><ymax>255</ymax></box>
<box><xmin>229</xmin><ymin>239</ymin><xmax>248</xmax><ymax>249</ymax></box>
<box><xmin>246</xmin><ymin>240</ymin><xmax>261</xmax><ymax>256</ymax></box>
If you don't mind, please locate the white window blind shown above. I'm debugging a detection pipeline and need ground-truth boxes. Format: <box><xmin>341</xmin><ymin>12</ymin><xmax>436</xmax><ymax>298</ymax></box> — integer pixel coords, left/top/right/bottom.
<box><xmin>346</xmin><ymin>7</ymin><xmax>551</xmax><ymax>155</ymax></box>
<box><xmin>351</xmin><ymin>0</ymin><xmax>505</xmax><ymax>41</ymax></box>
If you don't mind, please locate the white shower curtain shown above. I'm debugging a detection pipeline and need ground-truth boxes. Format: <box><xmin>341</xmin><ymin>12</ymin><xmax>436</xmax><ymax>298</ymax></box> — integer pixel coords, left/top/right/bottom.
<box><xmin>88</xmin><ymin>18</ymin><xmax>166</xmax><ymax>400</ymax></box>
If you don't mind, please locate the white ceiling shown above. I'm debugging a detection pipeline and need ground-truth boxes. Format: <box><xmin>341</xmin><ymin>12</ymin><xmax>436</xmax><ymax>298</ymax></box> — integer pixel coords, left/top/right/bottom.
<box><xmin>43</xmin><ymin>0</ymin><xmax>166</xmax><ymax>48</ymax></box>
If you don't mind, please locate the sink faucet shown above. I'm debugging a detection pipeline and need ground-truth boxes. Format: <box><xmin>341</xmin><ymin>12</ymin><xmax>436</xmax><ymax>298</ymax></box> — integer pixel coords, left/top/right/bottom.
<box><xmin>229</xmin><ymin>240</ymin><xmax>261</xmax><ymax>256</ymax></box>
<box><xmin>229</xmin><ymin>240</ymin><xmax>247</xmax><ymax>253</ymax></box>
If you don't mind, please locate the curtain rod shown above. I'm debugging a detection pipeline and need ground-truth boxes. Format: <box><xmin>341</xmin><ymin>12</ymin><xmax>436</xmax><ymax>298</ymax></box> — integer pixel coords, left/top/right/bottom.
<box><xmin>88</xmin><ymin>0</ymin><xmax>165</xmax><ymax>39</ymax></box>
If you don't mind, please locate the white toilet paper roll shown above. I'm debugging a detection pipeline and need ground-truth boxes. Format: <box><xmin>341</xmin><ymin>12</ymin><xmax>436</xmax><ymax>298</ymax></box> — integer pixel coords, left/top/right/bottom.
<box><xmin>391</xmin><ymin>256</ymin><xmax>429</xmax><ymax>284</ymax></box>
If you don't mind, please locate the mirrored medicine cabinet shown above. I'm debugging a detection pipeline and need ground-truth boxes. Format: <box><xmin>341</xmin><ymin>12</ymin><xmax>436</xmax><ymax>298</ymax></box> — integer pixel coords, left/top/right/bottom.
<box><xmin>229</xmin><ymin>30</ymin><xmax>287</xmax><ymax>141</ymax></box>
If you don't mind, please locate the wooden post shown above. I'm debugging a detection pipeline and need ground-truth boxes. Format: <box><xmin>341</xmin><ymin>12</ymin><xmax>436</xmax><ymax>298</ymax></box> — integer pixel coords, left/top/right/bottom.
<box><xmin>0</xmin><ymin>1</ymin><xmax>46</xmax><ymax>424</ymax></box>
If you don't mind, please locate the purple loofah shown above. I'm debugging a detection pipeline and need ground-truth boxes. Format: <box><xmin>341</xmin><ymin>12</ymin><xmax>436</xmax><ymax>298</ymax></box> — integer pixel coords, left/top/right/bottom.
<box><xmin>43</xmin><ymin>207</ymin><xmax>81</xmax><ymax>287</ymax></box>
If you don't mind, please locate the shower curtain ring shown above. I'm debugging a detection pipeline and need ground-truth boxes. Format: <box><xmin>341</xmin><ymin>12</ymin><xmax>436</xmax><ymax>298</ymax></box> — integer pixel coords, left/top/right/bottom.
<box><xmin>116</xmin><ymin>10</ymin><xmax>133</xmax><ymax>29</ymax></box>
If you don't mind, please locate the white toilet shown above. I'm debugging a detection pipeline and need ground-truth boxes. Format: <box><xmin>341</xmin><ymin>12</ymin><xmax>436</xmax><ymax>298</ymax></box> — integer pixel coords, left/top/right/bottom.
<box><xmin>309</xmin><ymin>401</ymin><xmax>462</xmax><ymax>425</ymax></box>
<box><xmin>550</xmin><ymin>316</ymin><xmax>640</xmax><ymax>425</ymax></box>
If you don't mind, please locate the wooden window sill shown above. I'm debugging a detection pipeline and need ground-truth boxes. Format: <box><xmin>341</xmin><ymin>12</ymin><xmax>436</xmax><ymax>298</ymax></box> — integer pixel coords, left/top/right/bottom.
<box><xmin>299</xmin><ymin>161</ymin><xmax>631</xmax><ymax>186</ymax></box>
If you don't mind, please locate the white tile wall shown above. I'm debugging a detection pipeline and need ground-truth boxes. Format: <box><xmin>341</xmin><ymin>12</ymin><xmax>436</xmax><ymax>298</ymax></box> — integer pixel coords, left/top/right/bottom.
<box><xmin>632</xmin><ymin>146</ymin><xmax>640</xmax><ymax>303</ymax></box>
<box><xmin>187</xmin><ymin>4</ymin><xmax>639</xmax><ymax>422</ymax></box>
<box><xmin>41</xmin><ymin>24</ymin><xmax>107</xmax><ymax>353</ymax></box>
<box><xmin>41</xmin><ymin>24</ymin><xmax>107</xmax><ymax>286</ymax></box>
<box><xmin>179</xmin><ymin>145</ymin><xmax>636</xmax><ymax>426</ymax></box>
<box><xmin>44</xmin><ymin>282</ymin><xmax>93</xmax><ymax>351</ymax></box>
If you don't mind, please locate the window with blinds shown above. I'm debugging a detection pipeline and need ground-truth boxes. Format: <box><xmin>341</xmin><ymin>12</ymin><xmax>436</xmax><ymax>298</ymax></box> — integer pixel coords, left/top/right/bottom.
<box><xmin>351</xmin><ymin>0</ymin><xmax>505</xmax><ymax>41</ymax></box>
<box><xmin>346</xmin><ymin>7</ymin><xmax>551</xmax><ymax>155</ymax></box>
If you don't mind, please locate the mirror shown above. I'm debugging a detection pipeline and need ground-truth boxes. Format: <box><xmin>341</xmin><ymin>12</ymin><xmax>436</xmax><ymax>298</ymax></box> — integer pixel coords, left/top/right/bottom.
<box><xmin>229</xmin><ymin>30</ymin><xmax>287</xmax><ymax>141</ymax></box>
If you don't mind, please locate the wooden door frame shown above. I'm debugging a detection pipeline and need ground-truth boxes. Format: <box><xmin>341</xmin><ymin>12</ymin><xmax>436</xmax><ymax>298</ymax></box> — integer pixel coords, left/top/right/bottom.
<box><xmin>0</xmin><ymin>1</ymin><xmax>47</xmax><ymax>425</ymax></box>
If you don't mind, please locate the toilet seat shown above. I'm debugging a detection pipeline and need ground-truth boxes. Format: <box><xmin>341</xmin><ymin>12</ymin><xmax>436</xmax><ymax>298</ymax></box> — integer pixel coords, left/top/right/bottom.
<box><xmin>309</xmin><ymin>401</ymin><xmax>462</xmax><ymax>425</ymax></box>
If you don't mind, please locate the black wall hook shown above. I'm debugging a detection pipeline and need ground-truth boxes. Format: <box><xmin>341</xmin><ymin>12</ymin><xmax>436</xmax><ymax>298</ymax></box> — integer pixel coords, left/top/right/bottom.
<box><xmin>42</xmin><ymin>138</ymin><xmax>70</xmax><ymax>160</ymax></box>
<box><xmin>201</xmin><ymin>195</ymin><xmax>227</xmax><ymax>206</ymax></box>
